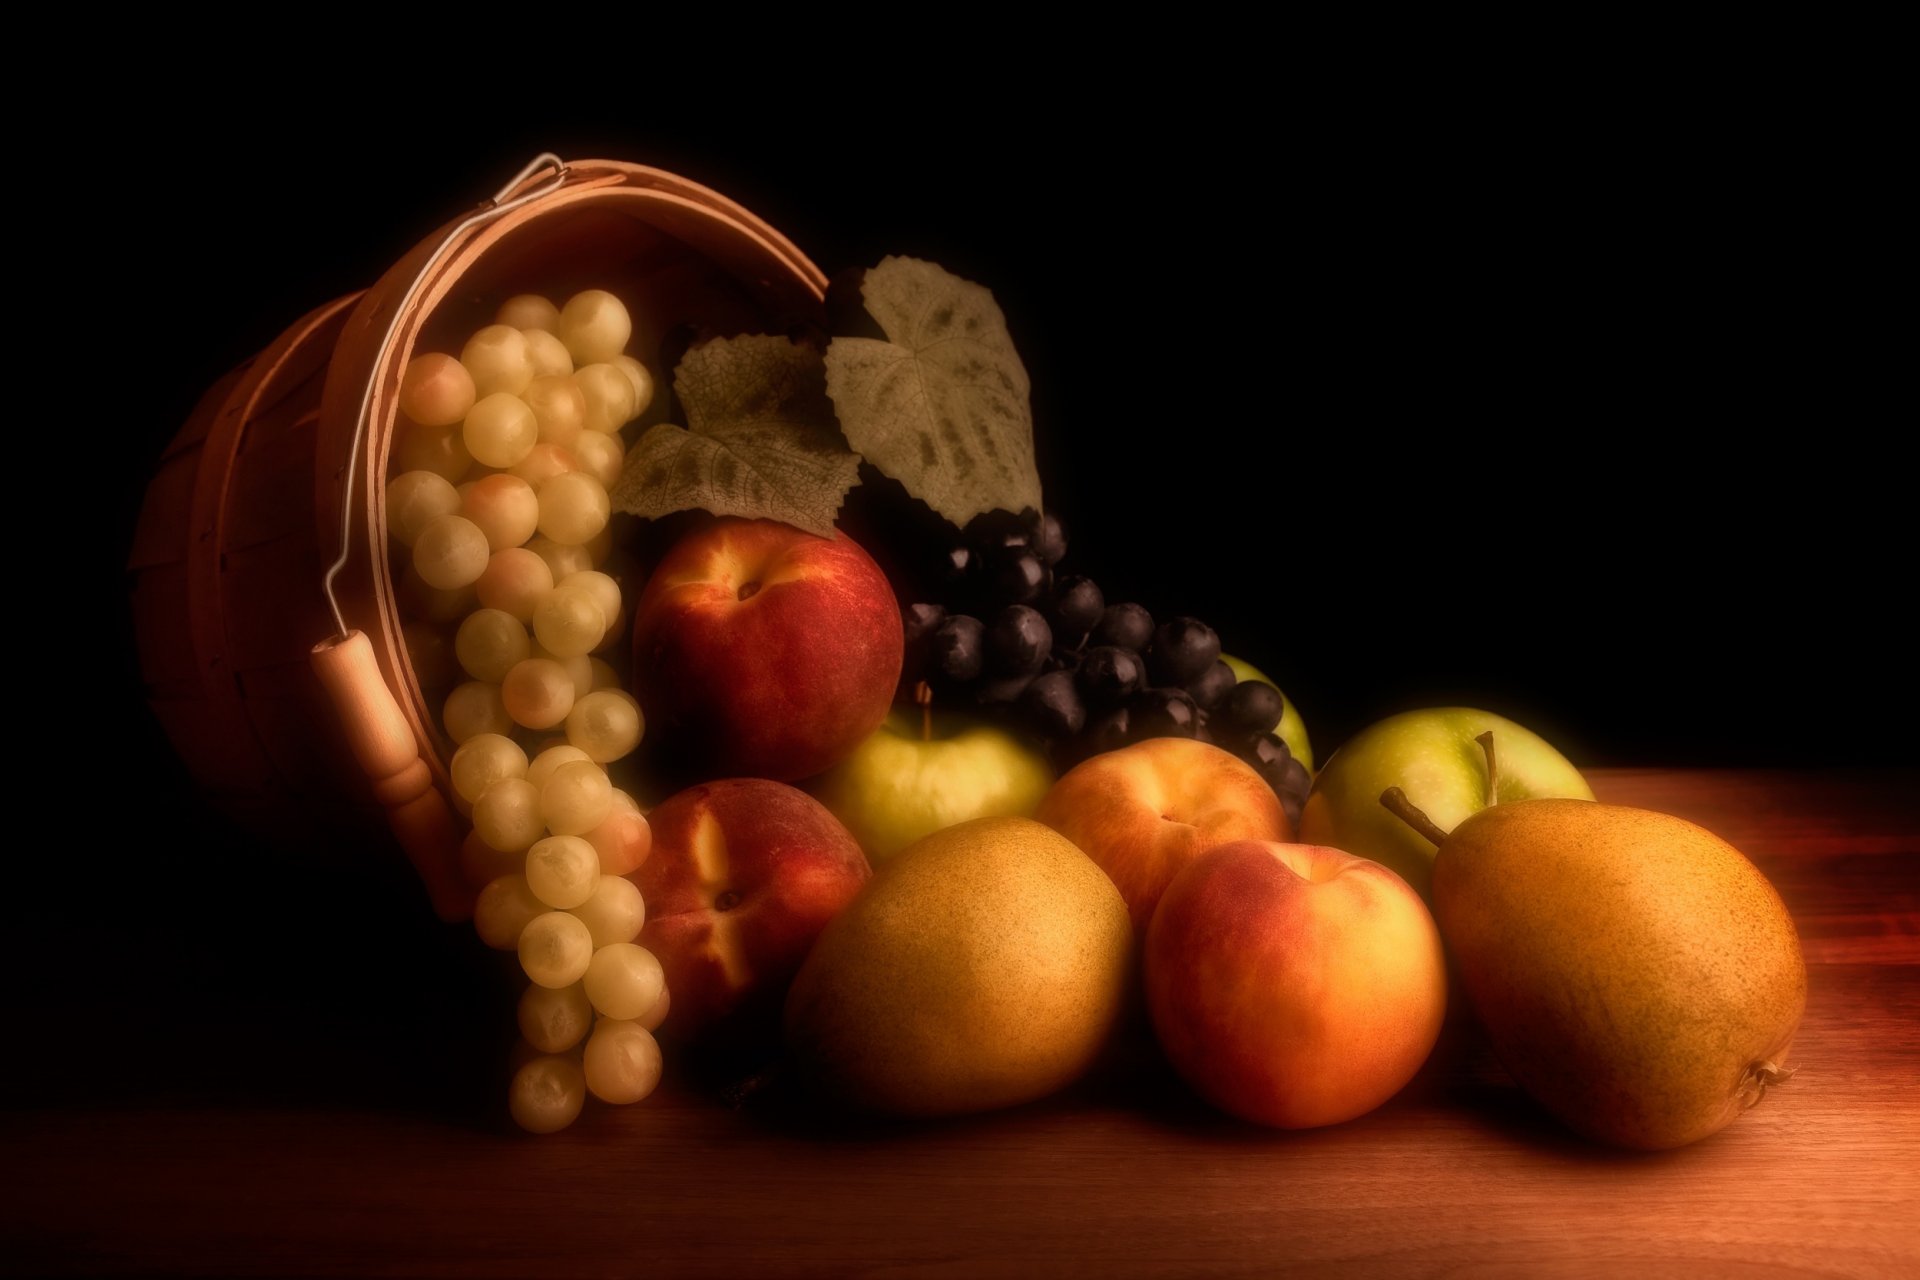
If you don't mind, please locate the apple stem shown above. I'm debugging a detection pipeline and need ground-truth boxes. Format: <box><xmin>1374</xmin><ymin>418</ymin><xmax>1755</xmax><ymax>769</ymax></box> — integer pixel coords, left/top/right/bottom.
<box><xmin>915</xmin><ymin>680</ymin><xmax>933</xmax><ymax>742</ymax></box>
<box><xmin>1477</xmin><ymin>731</ymin><xmax>1500</xmax><ymax>808</ymax></box>
<box><xmin>1380</xmin><ymin>787</ymin><xmax>1452</xmax><ymax>848</ymax></box>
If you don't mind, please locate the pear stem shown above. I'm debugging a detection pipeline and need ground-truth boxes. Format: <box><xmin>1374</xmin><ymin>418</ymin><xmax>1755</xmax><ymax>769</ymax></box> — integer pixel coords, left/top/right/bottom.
<box><xmin>1381</xmin><ymin>787</ymin><xmax>1451</xmax><ymax>848</ymax></box>
<box><xmin>1737</xmin><ymin>1059</ymin><xmax>1797</xmax><ymax>1112</ymax></box>
<box><xmin>915</xmin><ymin>680</ymin><xmax>933</xmax><ymax>743</ymax></box>
<box><xmin>1477</xmin><ymin>731</ymin><xmax>1500</xmax><ymax>808</ymax></box>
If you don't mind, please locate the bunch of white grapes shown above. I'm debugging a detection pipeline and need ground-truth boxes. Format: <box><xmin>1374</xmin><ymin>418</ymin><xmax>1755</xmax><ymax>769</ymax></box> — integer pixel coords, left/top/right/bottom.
<box><xmin>458</xmin><ymin>733</ymin><xmax>667</xmax><ymax>1133</ymax></box>
<box><xmin>386</xmin><ymin>290</ymin><xmax>667</xmax><ymax>1132</ymax></box>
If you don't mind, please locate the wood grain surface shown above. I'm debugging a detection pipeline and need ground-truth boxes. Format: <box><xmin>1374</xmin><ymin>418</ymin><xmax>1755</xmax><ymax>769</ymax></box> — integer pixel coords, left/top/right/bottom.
<box><xmin>8</xmin><ymin>769</ymin><xmax>1917</xmax><ymax>1278</ymax></box>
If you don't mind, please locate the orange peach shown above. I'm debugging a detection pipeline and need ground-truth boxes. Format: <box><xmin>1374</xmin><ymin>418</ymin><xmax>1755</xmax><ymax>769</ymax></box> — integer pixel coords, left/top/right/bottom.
<box><xmin>1144</xmin><ymin>840</ymin><xmax>1446</xmax><ymax>1128</ymax></box>
<box><xmin>1034</xmin><ymin>737</ymin><xmax>1289</xmax><ymax>931</ymax></box>
<box><xmin>632</xmin><ymin>778</ymin><xmax>870</xmax><ymax>1046</ymax></box>
<box><xmin>630</xmin><ymin>518</ymin><xmax>901</xmax><ymax>782</ymax></box>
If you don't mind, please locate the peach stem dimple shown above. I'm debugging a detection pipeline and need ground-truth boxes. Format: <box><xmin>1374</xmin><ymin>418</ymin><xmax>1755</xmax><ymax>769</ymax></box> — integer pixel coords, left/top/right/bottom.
<box><xmin>737</xmin><ymin>580</ymin><xmax>761</xmax><ymax>602</ymax></box>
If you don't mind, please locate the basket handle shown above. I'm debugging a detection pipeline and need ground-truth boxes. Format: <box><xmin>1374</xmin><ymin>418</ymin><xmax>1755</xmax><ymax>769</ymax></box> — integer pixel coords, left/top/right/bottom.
<box><xmin>321</xmin><ymin>151</ymin><xmax>572</xmax><ymax>633</ymax></box>
<box><xmin>311</xmin><ymin>631</ymin><xmax>471</xmax><ymax>921</ymax></box>
<box><xmin>312</xmin><ymin>153</ymin><xmax>573</xmax><ymax>922</ymax></box>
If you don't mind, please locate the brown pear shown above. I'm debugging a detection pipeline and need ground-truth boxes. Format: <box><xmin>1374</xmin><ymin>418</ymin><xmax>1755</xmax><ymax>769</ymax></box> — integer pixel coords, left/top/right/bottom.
<box><xmin>1429</xmin><ymin>798</ymin><xmax>1806</xmax><ymax>1149</ymax></box>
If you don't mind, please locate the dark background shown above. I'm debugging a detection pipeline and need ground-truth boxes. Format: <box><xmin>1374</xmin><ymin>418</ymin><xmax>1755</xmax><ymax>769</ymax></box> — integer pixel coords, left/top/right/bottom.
<box><xmin>36</xmin><ymin>94</ymin><xmax>1909</xmax><ymax>1111</ymax></box>
<box><xmin>103</xmin><ymin>105</ymin><xmax>1908</xmax><ymax>772</ymax></box>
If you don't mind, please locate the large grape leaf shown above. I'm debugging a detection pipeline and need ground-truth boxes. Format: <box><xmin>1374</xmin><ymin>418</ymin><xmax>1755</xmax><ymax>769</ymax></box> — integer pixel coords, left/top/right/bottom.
<box><xmin>610</xmin><ymin>336</ymin><xmax>861</xmax><ymax>538</ymax></box>
<box><xmin>824</xmin><ymin>256</ymin><xmax>1041</xmax><ymax>527</ymax></box>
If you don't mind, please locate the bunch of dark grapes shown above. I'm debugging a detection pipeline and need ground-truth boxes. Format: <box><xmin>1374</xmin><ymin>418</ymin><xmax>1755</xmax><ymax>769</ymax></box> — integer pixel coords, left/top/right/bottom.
<box><xmin>898</xmin><ymin>509</ymin><xmax>1312</xmax><ymax>826</ymax></box>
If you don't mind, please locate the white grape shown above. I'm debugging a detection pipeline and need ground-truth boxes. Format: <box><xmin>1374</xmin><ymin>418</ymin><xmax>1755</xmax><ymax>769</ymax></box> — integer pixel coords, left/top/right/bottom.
<box><xmin>449</xmin><ymin>732</ymin><xmax>528</xmax><ymax>804</ymax></box>
<box><xmin>541</xmin><ymin>758</ymin><xmax>613</xmax><ymax>836</ymax></box>
<box><xmin>501</xmin><ymin>658</ymin><xmax>575</xmax><ymax>730</ymax></box>
<box><xmin>454</xmin><ymin>608</ymin><xmax>530</xmax><ymax>683</ymax></box>
<box><xmin>412</xmin><ymin>515</ymin><xmax>490</xmax><ymax>590</ymax></box>
<box><xmin>532</xmin><ymin>584</ymin><xmax>606</xmax><ymax>658</ymax></box>
<box><xmin>525</xmin><ymin>835</ymin><xmax>601</xmax><ymax>909</ymax></box>
<box><xmin>399</xmin><ymin>353</ymin><xmax>478</xmax><ymax>428</ymax></box>
<box><xmin>519</xmin><ymin>911</ymin><xmax>593</xmax><ymax>988</ymax></box>
<box><xmin>509</xmin><ymin>1054</ymin><xmax>585</xmax><ymax>1133</ymax></box>
<box><xmin>442</xmin><ymin>681</ymin><xmax>510</xmax><ymax>744</ymax></box>
<box><xmin>473</xmin><ymin>777</ymin><xmax>545</xmax><ymax>852</ymax></box>
<box><xmin>461</xmin><ymin>324</ymin><xmax>535</xmax><ymax>397</ymax></box>
<box><xmin>582</xmin><ymin>1019</ymin><xmax>662</xmax><ymax>1106</ymax></box>
<box><xmin>569</xmin><ymin>875</ymin><xmax>645</xmax><ymax>948</ymax></box>
<box><xmin>475</xmin><ymin>548</ymin><xmax>555</xmax><ymax>622</ymax></box>
<box><xmin>495</xmin><ymin>294</ymin><xmax>559</xmax><ymax>333</ymax></box>
<box><xmin>474</xmin><ymin>874</ymin><xmax>545</xmax><ymax>949</ymax></box>
<box><xmin>518</xmin><ymin>981</ymin><xmax>593</xmax><ymax>1055</ymax></box>
<box><xmin>536</xmin><ymin>472</ymin><xmax>610</xmax><ymax>547</ymax></box>
<box><xmin>582</xmin><ymin>942</ymin><xmax>665</xmax><ymax>1021</ymax></box>
<box><xmin>387</xmin><ymin>471</ymin><xmax>461</xmax><ymax>547</ymax></box>
<box><xmin>557</xmin><ymin>290</ymin><xmax>631</xmax><ymax>366</ymax></box>
<box><xmin>566</xmin><ymin>690</ymin><xmax>644</xmax><ymax>763</ymax></box>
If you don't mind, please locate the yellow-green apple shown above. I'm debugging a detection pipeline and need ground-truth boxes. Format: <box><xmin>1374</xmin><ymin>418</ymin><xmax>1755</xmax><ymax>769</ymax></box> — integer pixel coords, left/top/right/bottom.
<box><xmin>1298</xmin><ymin>707</ymin><xmax>1591</xmax><ymax>900</ymax></box>
<box><xmin>1034</xmin><ymin>737</ymin><xmax>1289</xmax><ymax>932</ymax></box>
<box><xmin>1145</xmin><ymin>840</ymin><xmax>1446</xmax><ymax>1128</ymax></box>
<box><xmin>631</xmin><ymin>778</ymin><xmax>870</xmax><ymax>1046</ymax></box>
<box><xmin>1219</xmin><ymin>654</ymin><xmax>1313</xmax><ymax>772</ymax></box>
<box><xmin>811</xmin><ymin>710</ymin><xmax>1053</xmax><ymax>864</ymax></box>
<box><xmin>630</xmin><ymin>518</ymin><xmax>902</xmax><ymax>782</ymax></box>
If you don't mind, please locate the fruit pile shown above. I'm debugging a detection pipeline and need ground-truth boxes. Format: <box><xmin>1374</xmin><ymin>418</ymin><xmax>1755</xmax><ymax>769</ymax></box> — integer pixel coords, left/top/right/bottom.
<box><xmin>898</xmin><ymin>509</ymin><xmax>1313</xmax><ymax>826</ymax></box>
<box><xmin>380</xmin><ymin>259</ymin><xmax>1805</xmax><ymax>1153</ymax></box>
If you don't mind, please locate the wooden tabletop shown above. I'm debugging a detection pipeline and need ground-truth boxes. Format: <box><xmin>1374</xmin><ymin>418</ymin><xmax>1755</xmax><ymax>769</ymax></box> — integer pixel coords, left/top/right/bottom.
<box><xmin>9</xmin><ymin>769</ymin><xmax>1918</xmax><ymax>1278</ymax></box>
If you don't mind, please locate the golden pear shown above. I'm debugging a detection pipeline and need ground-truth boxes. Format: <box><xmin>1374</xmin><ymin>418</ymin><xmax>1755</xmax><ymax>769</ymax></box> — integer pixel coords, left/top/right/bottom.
<box><xmin>1431</xmin><ymin>798</ymin><xmax>1806</xmax><ymax>1149</ymax></box>
<box><xmin>782</xmin><ymin>816</ymin><xmax>1131</xmax><ymax>1116</ymax></box>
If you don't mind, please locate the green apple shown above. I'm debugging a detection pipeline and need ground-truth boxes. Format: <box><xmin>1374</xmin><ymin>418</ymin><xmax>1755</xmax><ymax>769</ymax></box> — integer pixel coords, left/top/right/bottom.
<box><xmin>1297</xmin><ymin>708</ymin><xmax>1591</xmax><ymax>899</ymax></box>
<box><xmin>1220</xmin><ymin>654</ymin><xmax>1313</xmax><ymax>772</ymax></box>
<box><xmin>811</xmin><ymin>710</ymin><xmax>1054</xmax><ymax>864</ymax></box>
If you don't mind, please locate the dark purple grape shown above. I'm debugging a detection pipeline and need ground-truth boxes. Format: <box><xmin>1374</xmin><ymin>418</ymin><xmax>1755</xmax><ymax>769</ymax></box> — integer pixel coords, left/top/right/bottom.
<box><xmin>903</xmin><ymin>602</ymin><xmax>946</xmax><ymax>647</ymax></box>
<box><xmin>1245</xmin><ymin>732</ymin><xmax>1294</xmax><ymax>798</ymax></box>
<box><xmin>825</xmin><ymin>267</ymin><xmax>887</xmax><ymax>341</ymax></box>
<box><xmin>1217</xmin><ymin>680</ymin><xmax>1283</xmax><ymax>738</ymax></box>
<box><xmin>1280</xmin><ymin>791</ymin><xmax>1303</xmax><ymax>831</ymax></box>
<box><xmin>941</xmin><ymin>545</ymin><xmax>974</xmax><ymax>583</ymax></box>
<box><xmin>901</xmin><ymin>602</ymin><xmax>947</xmax><ymax>687</ymax></box>
<box><xmin>1094</xmin><ymin>602</ymin><xmax>1153</xmax><ymax>650</ymax></box>
<box><xmin>1033</xmin><ymin>512</ymin><xmax>1067</xmax><ymax>566</ymax></box>
<box><xmin>1130</xmin><ymin>687</ymin><xmax>1199</xmax><ymax>740</ymax></box>
<box><xmin>1281</xmin><ymin>755</ymin><xmax>1312</xmax><ymax>803</ymax></box>
<box><xmin>1076</xmin><ymin>645</ymin><xmax>1146</xmax><ymax>707</ymax></box>
<box><xmin>1082</xmin><ymin>707</ymin><xmax>1133</xmax><ymax>756</ymax></box>
<box><xmin>1020</xmin><ymin>670</ymin><xmax>1085</xmax><ymax>739</ymax></box>
<box><xmin>971</xmin><ymin>672</ymin><xmax>1035</xmax><ymax>708</ymax></box>
<box><xmin>930</xmin><ymin>615</ymin><xmax>984</xmax><ymax>684</ymax></box>
<box><xmin>986</xmin><ymin>605</ymin><xmax>1052</xmax><ymax>676</ymax></box>
<box><xmin>1147</xmin><ymin>617</ymin><xmax>1221</xmax><ymax>687</ymax></box>
<box><xmin>1193</xmin><ymin>710</ymin><xmax>1219</xmax><ymax>747</ymax></box>
<box><xmin>1185</xmin><ymin>659</ymin><xmax>1237</xmax><ymax>712</ymax></box>
<box><xmin>1049</xmin><ymin>575</ymin><xmax>1105</xmax><ymax>643</ymax></box>
<box><xmin>986</xmin><ymin>547</ymin><xmax>1046</xmax><ymax>607</ymax></box>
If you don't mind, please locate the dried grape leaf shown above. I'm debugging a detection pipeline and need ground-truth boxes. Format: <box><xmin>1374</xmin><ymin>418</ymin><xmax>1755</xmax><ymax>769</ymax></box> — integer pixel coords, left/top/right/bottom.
<box><xmin>610</xmin><ymin>336</ymin><xmax>860</xmax><ymax>538</ymax></box>
<box><xmin>825</xmin><ymin>256</ymin><xmax>1040</xmax><ymax>527</ymax></box>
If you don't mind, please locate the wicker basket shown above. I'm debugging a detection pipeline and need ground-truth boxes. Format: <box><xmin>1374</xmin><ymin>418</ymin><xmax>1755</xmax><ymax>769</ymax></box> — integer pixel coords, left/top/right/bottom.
<box><xmin>129</xmin><ymin>155</ymin><xmax>827</xmax><ymax>917</ymax></box>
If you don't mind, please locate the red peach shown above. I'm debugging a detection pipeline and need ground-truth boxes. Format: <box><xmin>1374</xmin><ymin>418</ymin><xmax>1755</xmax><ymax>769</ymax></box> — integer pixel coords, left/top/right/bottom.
<box><xmin>1145</xmin><ymin>840</ymin><xmax>1447</xmax><ymax>1128</ymax></box>
<box><xmin>1034</xmin><ymin>737</ymin><xmax>1289</xmax><ymax>932</ymax></box>
<box><xmin>631</xmin><ymin>518</ymin><xmax>902</xmax><ymax>782</ymax></box>
<box><xmin>631</xmin><ymin>778</ymin><xmax>870</xmax><ymax>1046</ymax></box>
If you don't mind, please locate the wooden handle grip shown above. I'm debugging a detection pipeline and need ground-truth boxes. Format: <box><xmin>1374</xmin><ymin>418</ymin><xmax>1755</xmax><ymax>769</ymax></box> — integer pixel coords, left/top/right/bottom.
<box><xmin>311</xmin><ymin>630</ymin><xmax>470</xmax><ymax>923</ymax></box>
